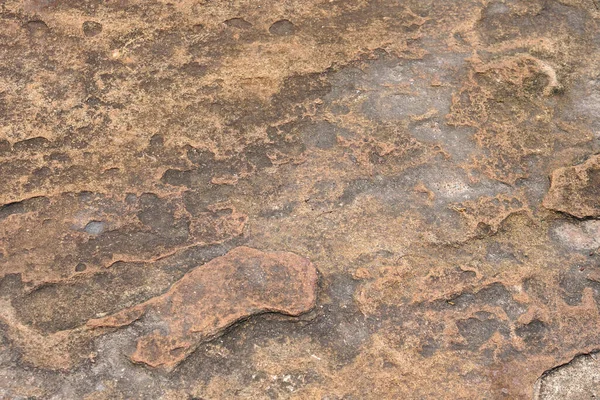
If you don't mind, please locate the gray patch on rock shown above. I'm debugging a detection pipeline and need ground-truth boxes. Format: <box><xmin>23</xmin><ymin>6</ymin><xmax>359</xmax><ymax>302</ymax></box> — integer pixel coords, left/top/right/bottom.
<box><xmin>552</xmin><ymin>220</ymin><xmax>600</xmax><ymax>252</ymax></box>
<box><xmin>534</xmin><ymin>351</ymin><xmax>600</xmax><ymax>399</ymax></box>
<box><xmin>269</xmin><ymin>20</ymin><xmax>296</xmax><ymax>36</ymax></box>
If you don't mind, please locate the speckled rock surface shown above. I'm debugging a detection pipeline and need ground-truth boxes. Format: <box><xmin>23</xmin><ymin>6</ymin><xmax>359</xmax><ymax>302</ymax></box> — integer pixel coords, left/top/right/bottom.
<box><xmin>534</xmin><ymin>351</ymin><xmax>600</xmax><ymax>399</ymax></box>
<box><xmin>1</xmin><ymin>0</ymin><xmax>600</xmax><ymax>399</ymax></box>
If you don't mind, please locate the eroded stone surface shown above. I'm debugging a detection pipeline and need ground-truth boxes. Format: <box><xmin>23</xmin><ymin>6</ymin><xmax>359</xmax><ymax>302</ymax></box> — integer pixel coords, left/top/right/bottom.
<box><xmin>534</xmin><ymin>351</ymin><xmax>600</xmax><ymax>399</ymax></box>
<box><xmin>0</xmin><ymin>192</ymin><xmax>247</xmax><ymax>285</ymax></box>
<box><xmin>87</xmin><ymin>246</ymin><xmax>318</xmax><ymax>370</ymax></box>
<box><xmin>544</xmin><ymin>154</ymin><xmax>600</xmax><ymax>218</ymax></box>
<box><xmin>2</xmin><ymin>0</ymin><xmax>600</xmax><ymax>398</ymax></box>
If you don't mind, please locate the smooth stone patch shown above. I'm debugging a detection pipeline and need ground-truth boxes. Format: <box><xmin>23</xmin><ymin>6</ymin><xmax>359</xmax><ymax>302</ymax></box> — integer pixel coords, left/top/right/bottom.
<box><xmin>544</xmin><ymin>155</ymin><xmax>600</xmax><ymax>218</ymax></box>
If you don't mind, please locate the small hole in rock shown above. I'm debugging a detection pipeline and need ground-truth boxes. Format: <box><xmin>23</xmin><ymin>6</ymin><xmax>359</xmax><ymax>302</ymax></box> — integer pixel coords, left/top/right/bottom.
<box><xmin>26</xmin><ymin>20</ymin><xmax>49</xmax><ymax>37</ymax></box>
<box><xmin>75</xmin><ymin>263</ymin><xmax>87</xmax><ymax>272</ymax></box>
<box><xmin>82</xmin><ymin>21</ymin><xmax>103</xmax><ymax>37</ymax></box>
<box><xmin>224</xmin><ymin>18</ymin><xmax>252</xmax><ymax>29</ymax></box>
<box><xmin>269</xmin><ymin>19</ymin><xmax>295</xmax><ymax>36</ymax></box>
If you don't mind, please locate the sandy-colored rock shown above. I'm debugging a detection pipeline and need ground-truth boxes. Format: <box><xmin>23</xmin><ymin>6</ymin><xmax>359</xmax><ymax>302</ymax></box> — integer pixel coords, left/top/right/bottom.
<box><xmin>87</xmin><ymin>246</ymin><xmax>318</xmax><ymax>370</ymax></box>
<box><xmin>544</xmin><ymin>155</ymin><xmax>600</xmax><ymax>218</ymax></box>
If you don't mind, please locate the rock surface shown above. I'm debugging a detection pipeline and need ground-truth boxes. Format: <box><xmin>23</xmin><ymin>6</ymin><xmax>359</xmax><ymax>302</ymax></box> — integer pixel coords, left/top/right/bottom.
<box><xmin>544</xmin><ymin>154</ymin><xmax>600</xmax><ymax>218</ymax></box>
<box><xmin>534</xmin><ymin>351</ymin><xmax>600</xmax><ymax>399</ymax></box>
<box><xmin>87</xmin><ymin>246</ymin><xmax>318</xmax><ymax>370</ymax></box>
<box><xmin>1</xmin><ymin>0</ymin><xmax>600</xmax><ymax>398</ymax></box>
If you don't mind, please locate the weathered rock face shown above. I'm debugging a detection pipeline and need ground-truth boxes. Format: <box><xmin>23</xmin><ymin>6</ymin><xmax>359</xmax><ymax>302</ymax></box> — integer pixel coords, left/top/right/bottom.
<box><xmin>2</xmin><ymin>0</ymin><xmax>600</xmax><ymax>398</ymax></box>
<box><xmin>87</xmin><ymin>246</ymin><xmax>318</xmax><ymax>370</ymax></box>
<box><xmin>544</xmin><ymin>154</ymin><xmax>600</xmax><ymax>218</ymax></box>
<box><xmin>534</xmin><ymin>351</ymin><xmax>600</xmax><ymax>399</ymax></box>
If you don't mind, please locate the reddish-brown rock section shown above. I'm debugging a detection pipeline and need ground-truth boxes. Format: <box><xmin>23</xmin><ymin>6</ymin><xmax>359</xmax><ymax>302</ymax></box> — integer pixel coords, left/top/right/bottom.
<box><xmin>87</xmin><ymin>246</ymin><xmax>318</xmax><ymax>370</ymax></box>
<box><xmin>544</xmin><ymin>154</ymin><xmax>600</xmax><ymax>218</ymax></box>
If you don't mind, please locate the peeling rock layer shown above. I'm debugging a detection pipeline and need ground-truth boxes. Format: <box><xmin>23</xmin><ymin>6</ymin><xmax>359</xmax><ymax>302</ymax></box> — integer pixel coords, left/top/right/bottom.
<box><xmin>88</xmin><ymin>246</ymin><xmax>318</xmax><ymax>371</ymax></box>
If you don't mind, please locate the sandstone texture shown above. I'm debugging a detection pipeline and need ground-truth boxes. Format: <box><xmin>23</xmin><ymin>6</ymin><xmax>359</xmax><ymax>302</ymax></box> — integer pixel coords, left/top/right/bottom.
<box><xmin>1</xmin><ymin>0</ymin><xmax>600</xmax><ymax>399</ymax></box>
<box><xmin>544</xmin><ymin>154</ymin><xmax>600</xmax><ymax>218</ymax></box>
<box><xmin>534</xmin><ymin>351</ymin><xmax>600</xmax><ymax>399</ymax></box>
<box><xmin>87</xmin><ymin>246</ymin><xmax>318</xmax><ymax>371</ymax></box>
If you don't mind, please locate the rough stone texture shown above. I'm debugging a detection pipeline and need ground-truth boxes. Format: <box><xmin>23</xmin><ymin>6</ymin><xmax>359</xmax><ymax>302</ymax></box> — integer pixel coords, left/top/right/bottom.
<box><xmin>544</xmin><ymin>154</ymin><xmax>600</xmax><ymax>218</ymax></box>
<box><xmin>534</xmin><ymin>351</ymin><xmax>600</xmax><ymax>399</ymax></box>
<box><xmin>1</xmin><ymin>0</ymin><xmax>600</xmax><ymax>398</ymax></box>
<box><xmin>87</xmin><ymin>246</ymin><xmax>318</xmax><ymax>371</ymax></box>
